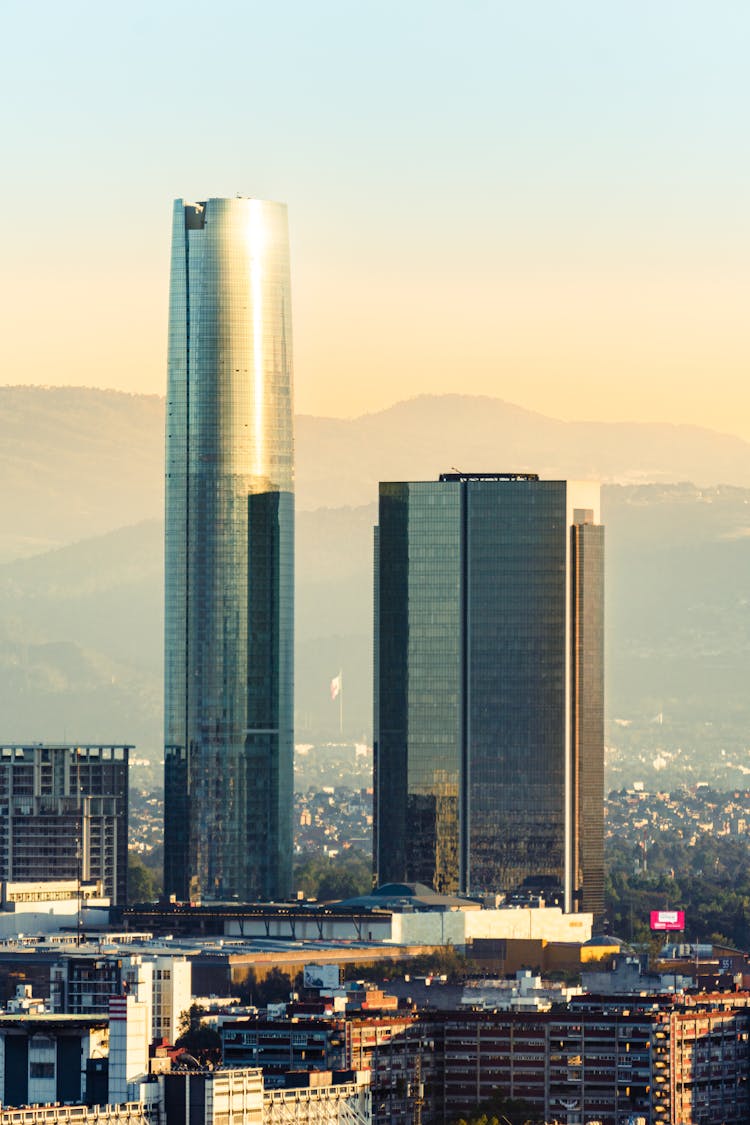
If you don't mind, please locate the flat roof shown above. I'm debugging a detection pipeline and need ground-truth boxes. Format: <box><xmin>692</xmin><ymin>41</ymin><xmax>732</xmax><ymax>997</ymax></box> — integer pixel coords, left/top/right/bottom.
<box><xmin>438</xmin><ymin>472</ymin><xmax>540</xmax><ymax>482</ymax></box>
<box><xmin>0</xmin><ymin>1014</ymin><xmax>108</xmax><ymax>1028</ymax></box>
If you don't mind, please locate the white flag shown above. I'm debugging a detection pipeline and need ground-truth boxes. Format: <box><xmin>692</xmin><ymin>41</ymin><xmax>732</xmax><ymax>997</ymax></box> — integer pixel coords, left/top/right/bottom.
<box><xmin>330</xmin><ymin>673</ymin><xmax>342</xmax><ymax>701</ymax></box>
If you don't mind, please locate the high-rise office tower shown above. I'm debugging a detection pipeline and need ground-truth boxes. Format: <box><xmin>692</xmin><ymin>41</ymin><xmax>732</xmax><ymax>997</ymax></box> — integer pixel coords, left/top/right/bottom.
<box><xmin>0</xmin><ymin>744</ymin><xmax>130</xmax><ymax>905</ymax></box>
<box><xmin>374</xmin><ymin>473</ymin><xmax>604</xmax><ymax>915</ymax></box>
<box><xmin>164</xmin><ymin>197</ymin><xmax>294</xmax><ymax>902</ymax></box>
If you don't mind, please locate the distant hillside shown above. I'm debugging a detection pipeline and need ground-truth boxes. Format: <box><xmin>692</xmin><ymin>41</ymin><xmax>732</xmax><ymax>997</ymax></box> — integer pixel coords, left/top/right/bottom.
<box><xmin>2</xmin><ymin>387</ymin><xmax>750</xmax><ymax>772</ymax></box>
<box><xmin>296</xmin><ymin>395</ymin><xmax>750</xmax><ymax>508</ymax></box>
<box><xmin>0</xmin><ymin>520</ymin><xmax>163</xmax><ymax>752</ymax></box>
<box><xmin>0</xmin><ymin>386</ymin><xmax>163</xmax><ymax>560</ymax></box>
<box><xmin>1</xmin><ymin>482</ymin><xmax>750</xmax><ymax>770</ymax></box>
<box><xmin>3</xmin><ymin>387</ymin><xmax>750</xmax><ymax>558</ymax></box>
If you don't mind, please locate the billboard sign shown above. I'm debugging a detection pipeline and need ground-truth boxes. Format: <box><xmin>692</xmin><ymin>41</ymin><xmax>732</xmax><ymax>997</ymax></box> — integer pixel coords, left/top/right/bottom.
<box><xmin>303</xmin><ymin>963</ymin><xmax>341</xmax><ymax>991</ymax></box>
<box><xmin>650</xmin><ymin>910</ymin><xmax>685</xmax><ymax>932</ymax></box>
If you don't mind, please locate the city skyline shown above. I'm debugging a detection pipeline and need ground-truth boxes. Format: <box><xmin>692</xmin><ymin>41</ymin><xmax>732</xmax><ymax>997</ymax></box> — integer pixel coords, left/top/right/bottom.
<box><xmin>2</xmin><ymin>3</ymin><xmax>750</xmax><ymax>438</ymax></box>
<box><xmin>164</xmin><ymin>197</ymin><xmax>294</xmax><ymax>902</ymax></box>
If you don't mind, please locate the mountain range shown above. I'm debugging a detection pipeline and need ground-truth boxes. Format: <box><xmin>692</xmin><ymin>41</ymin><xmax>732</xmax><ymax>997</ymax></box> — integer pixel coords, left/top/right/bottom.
<box><xmin>1</xmin><ymin>386</ymin><xmax>750</xmax><ymax>776</ymax></box>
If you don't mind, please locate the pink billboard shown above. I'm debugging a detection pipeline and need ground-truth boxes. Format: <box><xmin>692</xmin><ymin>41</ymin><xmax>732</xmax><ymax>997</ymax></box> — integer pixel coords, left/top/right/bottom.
<box><xmin>650</xmin><ymin>910</ymin><xmax>685</xmax><ymax>932</ymax></box>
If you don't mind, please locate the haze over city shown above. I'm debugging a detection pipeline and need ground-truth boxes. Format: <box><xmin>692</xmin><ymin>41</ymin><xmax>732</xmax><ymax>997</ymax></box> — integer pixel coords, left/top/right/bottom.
<box><xmin>2</xmin><ymin>6</ymin><xmax>750</xmax><ymax>1123</ymax></box>
<box><xmin>3</xmin><ymin>0</ymin><xmax>750</xmax><ymax>435</ymax></box>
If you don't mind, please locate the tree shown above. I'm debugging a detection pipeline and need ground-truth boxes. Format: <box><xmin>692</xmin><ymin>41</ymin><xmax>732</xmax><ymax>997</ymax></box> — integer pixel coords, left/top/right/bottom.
<box><xmin>605</xmin><ymin>830</ymin><xmax>750</xmax><ymax>951</ymax></box>
<box><xmin>254</xmin><ymin>969</ymin><xmax>295</xmax><ymax>1007</ymax></box>
<box><xmin>128</xmin><ymin>851</ymin><xmax>161</xmax><ymax>904</ymax></box>
<box><xmin>175</xmin><ymin>1004</ymin><xmax>221</xmax><ymax>1062</ymax></box>
<box><xmin>294</xmin><ymin>848</ymin><xmax>371</xmax><ymax>901</ymax></box>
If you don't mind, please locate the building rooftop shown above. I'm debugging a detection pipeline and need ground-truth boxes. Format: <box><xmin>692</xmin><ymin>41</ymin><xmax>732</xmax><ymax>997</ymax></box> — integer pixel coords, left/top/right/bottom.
<box><xmin>336</xmin><ymin>883</ymin><xmax>482</xmax><ymax>912</ymax></box>
<box><xmin>0</xmin><ymin>1014</ymin><xmax>108</xmax><ymax>1028</ymax></box>
<box><xmin>438</xmin><ymin>472</ymin><xmax>540</xmax><ymax>483</ymax></box>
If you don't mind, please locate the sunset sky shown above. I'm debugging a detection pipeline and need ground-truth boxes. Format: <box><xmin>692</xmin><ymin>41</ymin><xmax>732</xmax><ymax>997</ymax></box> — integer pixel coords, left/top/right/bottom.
<box><xmin>2</xmin><ymin>1</ymin><xmax>750</xmax><ymax>435</ymax></box>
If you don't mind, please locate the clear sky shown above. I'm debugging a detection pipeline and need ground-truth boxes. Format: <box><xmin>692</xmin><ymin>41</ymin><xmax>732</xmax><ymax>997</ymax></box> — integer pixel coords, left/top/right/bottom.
<box><xmin>2</xmin><ymin>0</ymin><xmax>749</xmax><ymax>434</ymax></box>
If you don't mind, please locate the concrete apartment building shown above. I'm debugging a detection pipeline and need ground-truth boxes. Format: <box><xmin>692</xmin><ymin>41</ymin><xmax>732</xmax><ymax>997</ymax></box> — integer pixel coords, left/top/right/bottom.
<box><xmin>0</xmin><ymin>745</ymin><xmax>129</xmax><ymax>905</ymax></box>
<box><xmin>222</xmin><ymin>993</ymin><xmax>750</xmax><ymax>1125</ymax></box>
<box><xmin>50</xmin><ymin>950</ymin><xmax>192</xmax><ymax>1044</ymax></box>
<box><xmin>222</xmin><ymin>1014</ymin><xmax>440</xmax><ymax>1125</ymax></box>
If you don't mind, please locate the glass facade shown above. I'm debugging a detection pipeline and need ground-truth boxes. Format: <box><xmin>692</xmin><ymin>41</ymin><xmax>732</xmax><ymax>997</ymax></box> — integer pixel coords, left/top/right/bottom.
<box><xmin>164</xmin><ymin>197</ymin><xmax>293</xmax><ymax>902</ymax></box>
<box><xmin>466</xmin><ymin>480</ymin><xmax>568</xmax><ymax>896</ymax></box>
<box><xmin>375</xmin><ymin>483</ymin><xmax>463</xmax><ymax>892</ymax></box>
<box><xmin>571</xmin><ymin>519</ymin><xmax>605</xmax><ymax>915</ymax></box>
<box><xmin>374</xmin><ymin>474</ymin><xmax>604</xmax><ymax>915</ymax></box>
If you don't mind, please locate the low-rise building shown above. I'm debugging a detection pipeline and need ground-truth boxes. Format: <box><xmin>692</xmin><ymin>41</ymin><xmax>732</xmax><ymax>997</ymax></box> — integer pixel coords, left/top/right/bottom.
<box><xmin>157</xmin><ymin>1068</ymin><xmax>370</xmax><ymax>1125</ymax></box>
<box><xmin>0</xmin><ymin>1104</ymin><xmax>152</xmax><ymax>1124</ymax></box>
<box><xmin>50</xmin><ymin>950</ymin><xmax>191</xmax><ymax>1045</ymax></box>
<box><xmin>122</xmin><ymin>888</ymin><xmax>592</xmax><ymax>951</ymax></box>
<box><xmin>0</xmin><ymin>880</ymin><xmax>110</xmax><ymax>938</ymax></box>
<box><xmin>222</xmin><ymin>992</ymin><xmax>750</xmax><ymax>1125</ymax></box>
<box><xmin>0</xmin><ymin>1068</ymin><xmax>369</xmax><ymax>1125</ymax></box>
<box><xmin>0</xmin><ymin>1013</ymin><xmax>109</xmax><ymax>1107</ymax></box>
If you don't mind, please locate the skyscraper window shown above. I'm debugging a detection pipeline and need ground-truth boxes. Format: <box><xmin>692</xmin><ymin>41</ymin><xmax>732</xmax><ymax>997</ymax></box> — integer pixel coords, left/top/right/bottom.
<box><xmin>164</xmin><ymin>198</ymin><xmax>294</xmax><ymax>902</ymax></box>
<box><xmin>374</xmin><ymin>473</ymin><xmax>603</xmax><ymax>915</ymax></box>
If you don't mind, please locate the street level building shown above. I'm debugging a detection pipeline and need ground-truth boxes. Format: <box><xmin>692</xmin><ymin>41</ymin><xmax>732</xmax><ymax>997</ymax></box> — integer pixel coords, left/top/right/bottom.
<box><xmin>0</xmin><ymin>1013</ymin><xmax>109</xmax><ymax>1108</ymax></box>
<box><xmin>158</xmin><ymin>1068</ymin><xmax>369</xmax><ymax>1125</ymax></box>
<box><xmin>0</xmin><ymin>744</ymin><xmax>129</xmax><ymax>905</ymax></box>
<box><xmin>50</xmin><ymin>950</ymin><xmax>192</xmax><ymax>1045</ymax></box>
<box><xmin>374</xmin><ymin>474</ymin><xmax>604</xmax><ymax>914</ymax></box>
<box><xmin>222</xmin><ymin>995</ymin><xmax>750</xmax><ymax>1125</ymax></box>
<box><xmin>222</xmin><ymin>1016</ymin><xmax>430</xmax><ymax>1125</ymax></box>
<box><xmin>164</xmin><ymin>197</ymin><xmax>294</xmax><ymax>903</ymax></box>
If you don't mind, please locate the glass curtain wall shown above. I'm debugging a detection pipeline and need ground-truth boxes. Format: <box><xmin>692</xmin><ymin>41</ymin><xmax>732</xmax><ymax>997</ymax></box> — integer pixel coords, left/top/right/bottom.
<box><xmin>164</xmin><ymin>197</ymin><xmax>293</xmax><ymax>902</ymax></box>
<box><xmin>374</xmin><ymin>475</ymin><xmax>604</xmax><ymax>914</ymax></box>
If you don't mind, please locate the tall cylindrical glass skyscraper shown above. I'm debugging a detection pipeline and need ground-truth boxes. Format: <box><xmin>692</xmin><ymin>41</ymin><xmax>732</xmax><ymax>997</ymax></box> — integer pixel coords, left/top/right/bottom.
<box><xmin>164</xmin><ymin>197</ymin><xmax>293</xmax><ymax>902</ymax></box>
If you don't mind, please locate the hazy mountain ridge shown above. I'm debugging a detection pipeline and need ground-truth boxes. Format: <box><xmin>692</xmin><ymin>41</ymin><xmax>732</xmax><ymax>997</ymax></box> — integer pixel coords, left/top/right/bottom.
<box><xmin>3</xmin><ymin>387</ymin><xmax>750</xmax><ymax>559</ymax></box>
<box><xmin>0</xmin><ymin>386</ymin><xmax>163</xmax><ymax>560</ymax></box>
<box><xmin>0</xmin><ymin>630</ymin><xmax>160</xmax><ymax>750</ymax></box>
<box><xmin>2</xmin><ymin>387</ymin><xmax>750</xmax><ymax>770</ymax></box>
<box><xmin>296</xmin><ymin>394</ymin><xmax>750</xmax><ymax>508</ymax></box>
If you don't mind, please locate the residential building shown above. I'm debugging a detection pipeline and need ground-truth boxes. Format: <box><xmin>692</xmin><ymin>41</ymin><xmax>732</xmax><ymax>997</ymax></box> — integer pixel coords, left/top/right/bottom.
<box><xmin>108</xmin><ymin>995</ymin><xmax>150</xmax><ymax>1105</ymax></box>
<box><xmin>0</xmin><ymin>744</ymin><xmax>129</xmax><ymax>905</ymax></box>
<box><xmin>164</xmin><ymin>197</ymin><xmax>294</xmax><ymax>903</ymax></box>
<box><xmin>51</xmin><ymin>953</ymin><xmax>153</xmax><ymax>1023</ymax></box>
<box><xmin>50</xmin><ymin>950</ymin><xmax>191</xmax><ymax>1045</ymax></box>
<box><xmin>374</xmin><ymin>473</ymin><xmax>604</xmax><ymax>914</ymax></box>
<box><xmin>435</xmin><ymin>996</ymin><xmax>750</xmax><ymax>1125</ymax></box>
<box><xmin>222</xmin><ymin>1014</ymin><xmax>434</xmax><ymax>1125</ymax></box>
<box><xmin>152</xmin><ymin>955</ymin><xmax>192</xmax><ymax>1044</ymax></box>
<box><xmin>226</xmin><ymin>996</ymin><xmax>749</xmax><ymax>1125</ymax></box>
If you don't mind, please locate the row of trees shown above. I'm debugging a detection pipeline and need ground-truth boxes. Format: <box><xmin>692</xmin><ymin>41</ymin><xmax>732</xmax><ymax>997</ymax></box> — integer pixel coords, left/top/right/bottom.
<box><xmin>294</xmin><ymin>848</ymin><xmax>371</xmax><ymax>901</ymax></box>
<box><xmin>606</xmin><ymin>831</ymin><xmax>750</xmax><ymax>948</ymax></box>
<box><xmin>128</xmin><ymin>845</ymin><xmax>372</xmax><ymax>905</ymax></box>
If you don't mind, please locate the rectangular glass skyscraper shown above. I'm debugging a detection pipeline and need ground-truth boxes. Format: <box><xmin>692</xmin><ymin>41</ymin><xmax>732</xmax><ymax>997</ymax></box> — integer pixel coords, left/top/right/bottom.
<box><xmin>374</xmin><ymin>473</ymin><xmax>604</xmax><ymax>916</ymax></box>
<box><xmin>164</xmin><ymin>197</ymin><xmax>293</xmax><ymax>902</ymax></box>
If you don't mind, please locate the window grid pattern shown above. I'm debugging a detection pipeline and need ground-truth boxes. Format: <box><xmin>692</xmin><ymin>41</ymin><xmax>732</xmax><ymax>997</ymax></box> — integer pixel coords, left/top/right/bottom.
<box><xmin>466</xmin><ymin>480</ymin><xmax>568</xmax><ymax>894</ymax></box>
<box><xmin>164</xmin><ymin>198</ymin><xmax>294</xmax><ymax>902</ymax></box>
<box><xmin>374</xmin><ymin>477</ymin><xmax>604</xmax><ymax>909</ymax></box>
